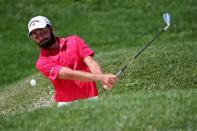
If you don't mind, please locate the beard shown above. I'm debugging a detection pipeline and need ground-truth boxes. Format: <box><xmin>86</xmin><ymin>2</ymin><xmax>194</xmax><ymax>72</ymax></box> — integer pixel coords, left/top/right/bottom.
<box><xmin>37</xmin><ymin>32</ymin><xmax>56</xmax><ymax>49</ymax></box>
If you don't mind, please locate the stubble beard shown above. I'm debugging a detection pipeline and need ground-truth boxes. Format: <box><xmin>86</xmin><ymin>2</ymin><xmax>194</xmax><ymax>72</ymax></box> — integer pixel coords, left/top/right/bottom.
<box><xmin>37</xmin><ymin>32</ymin><xmax>56</xmax><ymax>49</ymax></box>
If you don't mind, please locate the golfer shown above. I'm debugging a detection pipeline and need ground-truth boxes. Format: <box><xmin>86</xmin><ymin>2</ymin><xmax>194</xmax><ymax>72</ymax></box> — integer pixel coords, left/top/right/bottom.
<box><xmin>28</xmin><ymin>16</ymin><xmax>118</xmax><ymax>106</ymax></box>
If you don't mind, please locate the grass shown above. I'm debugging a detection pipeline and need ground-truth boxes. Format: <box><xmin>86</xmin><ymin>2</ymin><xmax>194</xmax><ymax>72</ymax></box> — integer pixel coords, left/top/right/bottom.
<box><xmin>1</xmin><ymin>89</ymin><xmax>197</xmax><ymax>130</ymax></box>
<box><xmin>0</xmin><ymin>0</ymin><xmax>197</xmax><ymax>130</ymax></box>
<box><xmin>0</xmin><ymin>0</ymin><xmax>196</xmax><ymax>86</ymax></box>
<box><xmin>1</xmin><ymin>41</ymin><xmax>197</xmax><ymax>130</ymax></box>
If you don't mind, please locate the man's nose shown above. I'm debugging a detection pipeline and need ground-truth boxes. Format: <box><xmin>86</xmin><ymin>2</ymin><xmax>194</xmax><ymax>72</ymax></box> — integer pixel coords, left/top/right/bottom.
<box><xmin>35</xmin><ymin>35</ymin><xmax>44</xmax><ymax>42</ymax></box>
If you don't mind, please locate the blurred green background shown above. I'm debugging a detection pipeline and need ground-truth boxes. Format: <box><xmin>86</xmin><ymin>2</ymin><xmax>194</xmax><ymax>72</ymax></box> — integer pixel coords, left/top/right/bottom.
<box><xmin>0</xmin><ymin>0</ymin><xmax>196</xmax><ymax>88</ymax></box>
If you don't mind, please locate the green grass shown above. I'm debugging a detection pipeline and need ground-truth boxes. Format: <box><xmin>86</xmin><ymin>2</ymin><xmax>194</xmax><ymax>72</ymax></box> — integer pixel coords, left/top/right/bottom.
<box><xmin>0</xmin><ymin>0</ymin><xmax>196</xmax><ymax>86</ymax></box>
<box><xmin>1</xmin><ymin>41</ymin><xmax>197</xmax><ymax>130</ymax></box>
<box><xmin>0</xmin><ymin>0</ymin><xmax>197</xmax><ymax>130</ymax></box>
<box><xmin>1</xmin><ymin>89</ymin><xmax>197</xmax><ymax>130</ymax></box>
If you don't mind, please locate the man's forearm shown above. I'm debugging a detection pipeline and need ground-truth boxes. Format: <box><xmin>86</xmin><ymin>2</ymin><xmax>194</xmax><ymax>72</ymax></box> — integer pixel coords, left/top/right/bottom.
<box><xmin>58</xmin><ymin>67</ymin><xmax>117</xmax><ymax>88</ymax></box>
<box><xmin>88</xmin><ymin>61</ymin><xmax>103</xmax><ymax>74</ymax></box>
<box><xmin>83</xmin><ymin>56</ymin><xmax>103</xmax><ymax>74</ymax></box>
<box><xmin>58</xmin><ymin>67</ymin><xmax>102</xmax><ymax>81</ymax></box>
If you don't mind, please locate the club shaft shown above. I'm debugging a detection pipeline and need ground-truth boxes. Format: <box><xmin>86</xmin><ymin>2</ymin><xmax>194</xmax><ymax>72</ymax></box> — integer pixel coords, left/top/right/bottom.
<box><xmin>116</xmin><ymin>29</ymin><xmax>164</xmax><ymax>76</ymax></box>
<box><xmin>134</xmin><ymin>29</ymin><xmax>164</xmax><ymax>59</ymax></box>
<box><xmin>100</xmin><ymin>28</ymin><xmax>166</xmax><ymax>94</ymax></box>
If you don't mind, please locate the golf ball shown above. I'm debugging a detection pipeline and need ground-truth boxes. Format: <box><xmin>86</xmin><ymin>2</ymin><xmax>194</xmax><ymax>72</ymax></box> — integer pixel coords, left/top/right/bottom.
<box><xmin>30</xmin><ymin>79</ymin><xmax>36</xmax><ymax>86</ymax></box>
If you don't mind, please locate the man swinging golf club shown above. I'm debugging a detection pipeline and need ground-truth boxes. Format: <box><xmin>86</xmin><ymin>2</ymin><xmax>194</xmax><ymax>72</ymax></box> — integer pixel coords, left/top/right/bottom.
<box><xmin>28</xmin><ymin>16</ymin><xmax>118</xmax><ymax>106</ymax></box>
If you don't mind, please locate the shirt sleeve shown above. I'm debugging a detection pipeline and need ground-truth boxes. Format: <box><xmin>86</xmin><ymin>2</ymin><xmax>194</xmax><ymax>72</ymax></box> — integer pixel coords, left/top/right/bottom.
<box><xmin>36</xmin><ymin>58</ymin><xmax>63</xmax><ymax>81</ymax></box>
<box><xmin>74</xmin><ymin>36</ymin><xmax>95</xmax><ymax>59</ymax></box>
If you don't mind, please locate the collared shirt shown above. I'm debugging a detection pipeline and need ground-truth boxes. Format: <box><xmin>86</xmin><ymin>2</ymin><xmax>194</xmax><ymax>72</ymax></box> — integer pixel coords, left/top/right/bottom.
<box><xmin>36</xmin><ymin>35</ymin><xmax>98</xmax><ymax>102</ymax></box>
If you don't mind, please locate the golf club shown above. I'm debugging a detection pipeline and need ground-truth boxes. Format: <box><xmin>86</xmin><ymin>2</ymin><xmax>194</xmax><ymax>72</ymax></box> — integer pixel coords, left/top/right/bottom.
<box><xmin>100</xmin><ymin>13</ymin><xmax>171</xmax><ymax>94</ymax></box>
<box><xmin>116</xmin><ymin>13</ymin><xmax>171</xmax><ymax>76</ymax></box>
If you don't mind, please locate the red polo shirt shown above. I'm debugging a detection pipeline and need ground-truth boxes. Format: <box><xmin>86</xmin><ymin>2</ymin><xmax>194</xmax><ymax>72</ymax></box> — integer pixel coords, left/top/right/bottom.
<box><xmin>36</xmin><ymin>35</ymin><xmax>98</xmax><ymax>102</ymax></box>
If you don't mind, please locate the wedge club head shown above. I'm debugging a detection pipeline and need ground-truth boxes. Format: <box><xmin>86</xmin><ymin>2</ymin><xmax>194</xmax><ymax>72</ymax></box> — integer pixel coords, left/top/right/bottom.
<box><xmin>163</xmin><ymin>13</ymin><xmax>171</xmax><ymax>30</ymax></box>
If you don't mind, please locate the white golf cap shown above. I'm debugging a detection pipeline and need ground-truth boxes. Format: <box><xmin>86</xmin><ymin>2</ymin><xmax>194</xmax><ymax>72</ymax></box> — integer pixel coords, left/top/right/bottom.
<box><xmin>28</xmin><ymin>16</ymin><xmax>52</xmax><ymax>36</ymax></box>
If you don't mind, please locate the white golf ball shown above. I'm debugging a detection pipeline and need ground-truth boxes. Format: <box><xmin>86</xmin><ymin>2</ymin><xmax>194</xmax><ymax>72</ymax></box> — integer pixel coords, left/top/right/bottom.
<box><xmin>30</xmin><ymin>79</ymin><xmax>36</xmax><ymax>86</ymax></box>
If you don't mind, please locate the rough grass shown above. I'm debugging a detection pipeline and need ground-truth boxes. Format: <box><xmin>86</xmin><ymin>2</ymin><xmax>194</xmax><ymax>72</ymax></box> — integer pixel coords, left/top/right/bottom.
<box><xmin>1</xmin><ymin>41</ymin><xmax>197</xmax><ymax>130</ymax></box>
<box><xmin>0</xmin><ymin>0</ymin><xmax>196</xmax><ymax>86</ymax></box>
<box><xmin>1</xmin><ymin>89</ymin><xmax>197</xmax><ymax>131</ymax></box>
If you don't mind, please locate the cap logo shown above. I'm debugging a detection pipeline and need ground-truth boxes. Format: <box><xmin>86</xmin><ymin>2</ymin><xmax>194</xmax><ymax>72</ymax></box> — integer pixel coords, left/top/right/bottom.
<box><xmin>29</xmin><ymin>20</ymin><xmax>40</xmax><ymax>28</ymax></box>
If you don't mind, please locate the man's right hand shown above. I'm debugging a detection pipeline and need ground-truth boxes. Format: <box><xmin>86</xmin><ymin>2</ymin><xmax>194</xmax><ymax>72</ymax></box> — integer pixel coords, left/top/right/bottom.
<box><xmin>100</xmin><ymin>74</ymin><xmax>118</xmax><ymax>90</ymax></box>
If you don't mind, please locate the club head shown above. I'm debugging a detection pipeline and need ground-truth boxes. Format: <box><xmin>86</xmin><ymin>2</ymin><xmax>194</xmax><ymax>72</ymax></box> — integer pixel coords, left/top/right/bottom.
<box><xmin>163</xmin><ymin>13</ymin><xmax>171</xmax><ymax>30</ymax></box>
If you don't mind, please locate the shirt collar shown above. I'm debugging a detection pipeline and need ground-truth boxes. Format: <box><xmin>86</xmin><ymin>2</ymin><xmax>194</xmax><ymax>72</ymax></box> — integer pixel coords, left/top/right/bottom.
<box><xmin>40</xmin><ymin>37</ymin><xmax>68</xmax><ymax>56</ymax></box>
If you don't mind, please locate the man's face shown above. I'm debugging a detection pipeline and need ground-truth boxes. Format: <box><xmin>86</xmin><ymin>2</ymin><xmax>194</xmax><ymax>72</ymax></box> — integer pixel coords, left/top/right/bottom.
<box><xmin>30</xmin><ymin>27</ymin><xmax>55</xmax><ymax>49</ymax></box>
